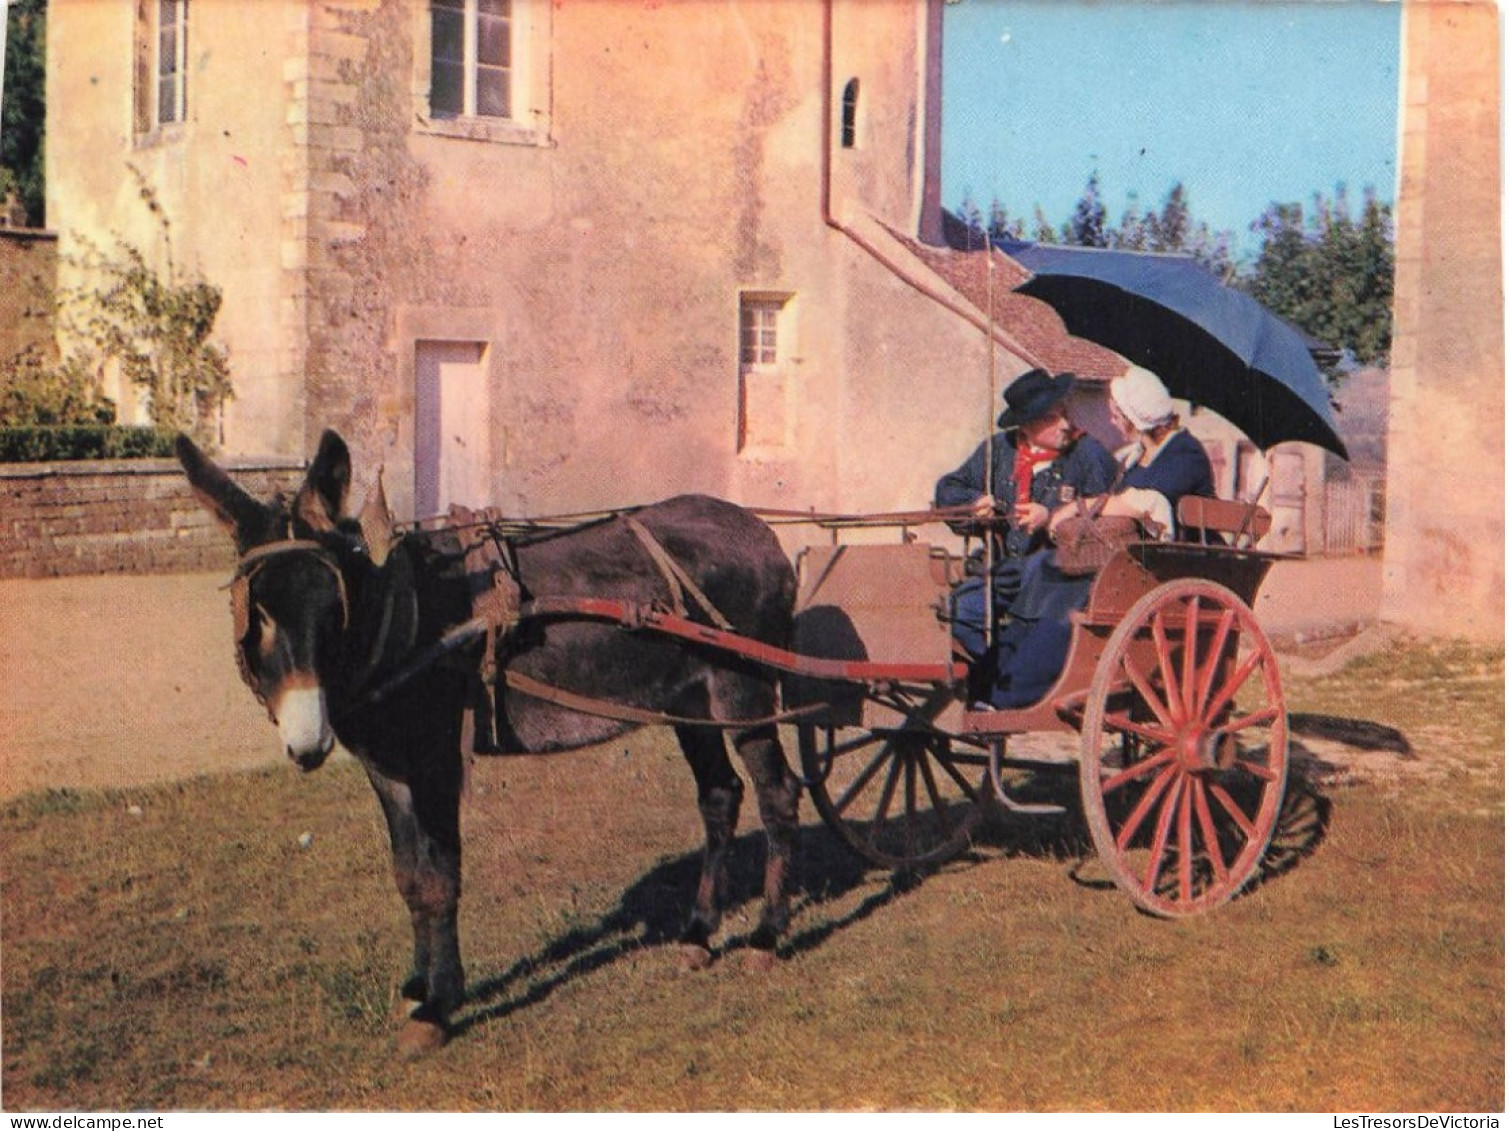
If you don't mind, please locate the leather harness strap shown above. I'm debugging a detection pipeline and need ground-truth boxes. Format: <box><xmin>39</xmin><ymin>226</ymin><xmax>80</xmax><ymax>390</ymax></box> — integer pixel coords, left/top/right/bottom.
<box><xmin>623</xmin><ymin>516</ymin><xmax>734</xmax><ymax>630</ymax></box>
<box><xmin>501</xmin><ymin>668</ymin><xmax>821</xmax><ymax>730</ymax></box>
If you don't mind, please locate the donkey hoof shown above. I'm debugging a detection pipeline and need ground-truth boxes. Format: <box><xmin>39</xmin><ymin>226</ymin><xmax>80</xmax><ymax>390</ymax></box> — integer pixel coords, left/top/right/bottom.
<box><xmin>392</xmin><ymin>995</ymin><xmax>424</xmax><ymax>1023</ymax></box>
<box><xmin>396</xmin><ymin>1018</ymin><xmax>448</xmax><ymax>1060</ymax></box>
<box><xmin>677</xmin><ymin>943</ymin><xmax>715</xmax><ymax>971</ymax></box>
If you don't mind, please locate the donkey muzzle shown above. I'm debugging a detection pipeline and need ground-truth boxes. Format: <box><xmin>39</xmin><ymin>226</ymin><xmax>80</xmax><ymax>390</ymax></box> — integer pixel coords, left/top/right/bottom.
<box><xmin>274</xmin><ymin>682</ymin><xmax>335</xmax><ymax>771</ymax></box>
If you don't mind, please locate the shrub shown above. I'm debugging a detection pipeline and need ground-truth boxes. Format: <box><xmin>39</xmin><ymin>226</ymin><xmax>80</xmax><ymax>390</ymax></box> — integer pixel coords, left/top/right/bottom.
<box><xmin>0</xmin><ymin>425</ymin><xmax>177</xmax><ymax>462</ymax></box>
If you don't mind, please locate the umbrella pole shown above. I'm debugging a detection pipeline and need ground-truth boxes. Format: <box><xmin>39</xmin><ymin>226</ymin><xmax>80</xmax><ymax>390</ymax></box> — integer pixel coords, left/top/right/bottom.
<box><xmin>983</xmin><ymin>240</ymin><xmax>997</xmax><ymax>653</ymax></box>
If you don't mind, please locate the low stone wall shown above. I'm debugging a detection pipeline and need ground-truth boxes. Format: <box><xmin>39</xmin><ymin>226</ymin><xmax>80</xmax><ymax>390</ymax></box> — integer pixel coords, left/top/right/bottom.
<box><xmin>0</xmin><ymin>458</ymin><xmax>305</xmax><ymax>578</ymax></box>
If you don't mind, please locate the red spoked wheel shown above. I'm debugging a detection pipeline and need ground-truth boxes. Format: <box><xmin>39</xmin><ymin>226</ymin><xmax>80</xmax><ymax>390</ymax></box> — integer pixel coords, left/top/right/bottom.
<box><xmin>1079</xmin><ymin>578</ymin><xmax>1289</xmax><ymax>917</ymax></box>
<box><xmin>798</xmin><ymin>686</ymin><xmax>992</xmax><ymax>870</ymax></box>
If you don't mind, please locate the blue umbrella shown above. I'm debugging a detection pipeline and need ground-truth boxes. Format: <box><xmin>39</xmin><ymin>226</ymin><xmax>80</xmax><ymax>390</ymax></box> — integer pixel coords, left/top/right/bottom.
<box><xmin>998</xmin><ymin>239</ymin><xmax>1347</xmax><ymax>457</ymax></box>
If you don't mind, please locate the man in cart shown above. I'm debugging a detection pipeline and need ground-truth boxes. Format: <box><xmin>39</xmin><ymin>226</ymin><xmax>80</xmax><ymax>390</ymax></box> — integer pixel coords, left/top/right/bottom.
<box><xmin>934</xmin><ymin>368</ymin><xmax>1118</xmax><ymax>700</ymax></box>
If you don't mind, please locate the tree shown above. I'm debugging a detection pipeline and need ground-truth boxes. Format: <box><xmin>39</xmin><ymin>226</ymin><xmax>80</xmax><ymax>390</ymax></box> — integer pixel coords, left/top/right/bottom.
<box><xmin>1</xmin><ymin>0</ymin><xmax>46</xmax><ymax>226</ymax></box>
<box><xmin>1246</xmin><ymin>187</ymin><xmax>1393</xmax><ymax>375</ymax></box>
<box><xmin>1065</xmin><ymin>172</ymin><xmax>1109</xmax><ymax>247</ymax></box>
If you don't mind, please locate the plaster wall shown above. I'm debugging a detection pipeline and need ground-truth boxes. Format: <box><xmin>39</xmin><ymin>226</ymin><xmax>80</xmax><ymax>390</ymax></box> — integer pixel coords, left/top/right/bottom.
<box><xmin>1383</xmin><ymin>0</ymin><xmax>1504</xmax><ymax>640</ymax></box>
<box><xmin>46</xmin><ymin>0</ymin><xmax>300</xmax><ymax>449</ymax></box>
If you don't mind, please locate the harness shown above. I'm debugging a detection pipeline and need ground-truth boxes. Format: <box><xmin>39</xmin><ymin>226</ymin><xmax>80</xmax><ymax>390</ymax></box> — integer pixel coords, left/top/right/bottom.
<box><xmin>227</xmin><ymin>509</ymin><xmax>809</xmax><ymax>747</ymax></box>
<box><xmin>225</xmin><ymin>535</ymin><xmax>351</xmax><ymax>719</ymax></box>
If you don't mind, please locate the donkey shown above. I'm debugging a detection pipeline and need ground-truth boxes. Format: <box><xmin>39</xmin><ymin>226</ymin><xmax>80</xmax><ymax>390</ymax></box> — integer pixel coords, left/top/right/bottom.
<box><xmin>178</xmin><ymin>430</ymin><xmax>802</xmax><ymax>1056</ymax></box>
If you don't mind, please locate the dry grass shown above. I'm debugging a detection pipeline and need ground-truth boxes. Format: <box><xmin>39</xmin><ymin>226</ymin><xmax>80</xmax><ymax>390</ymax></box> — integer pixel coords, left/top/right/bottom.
<box><xmin>2</xmin><ymin>638</ymin><xmax>1501</xmax><ymax>1112</ymax></box>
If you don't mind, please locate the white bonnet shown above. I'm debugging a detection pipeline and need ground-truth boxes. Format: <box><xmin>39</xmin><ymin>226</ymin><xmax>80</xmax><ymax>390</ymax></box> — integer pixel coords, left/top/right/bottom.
<box><xmin>1110</xmin><ymin>366</ymin><xmax>1175</xmax><ymax>432</ymax></box>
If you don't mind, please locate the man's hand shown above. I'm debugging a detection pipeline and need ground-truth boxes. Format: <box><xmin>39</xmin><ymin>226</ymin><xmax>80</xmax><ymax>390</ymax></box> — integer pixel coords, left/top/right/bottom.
<box><xmin>1014</xmin><ymin>501</ymin><xmax>1050</xmax><ymax>533</ymax></box>
<box><xmin>969</xmin><ymin>494</ymin><xmax>1002</xmax><ymax>520</ymax></box>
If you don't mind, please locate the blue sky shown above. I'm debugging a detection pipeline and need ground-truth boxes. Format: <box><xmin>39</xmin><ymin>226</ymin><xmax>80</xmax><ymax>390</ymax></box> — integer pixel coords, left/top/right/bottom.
<box><xmin>942</xmin><ymin>0</ymin><xmax>1402</xmax><ymax>259</ymax></box>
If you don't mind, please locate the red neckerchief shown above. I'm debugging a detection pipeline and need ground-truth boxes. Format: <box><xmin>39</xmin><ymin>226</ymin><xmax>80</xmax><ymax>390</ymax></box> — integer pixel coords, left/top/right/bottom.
<box><xmin>1013</xmin><ymin>442</ymin><xmax>1062</xmax><ymax>505</ymax></box>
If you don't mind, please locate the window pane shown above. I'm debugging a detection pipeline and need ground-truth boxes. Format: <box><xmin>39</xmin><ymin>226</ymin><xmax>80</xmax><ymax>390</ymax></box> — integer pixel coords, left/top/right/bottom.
<box><xmin>477</xmin><ymin>14</ymin><xmax>511</xmax><ymax>67</ymax></box>
<box><xmin>475</xmin><ymin>66</ymin><xmax>510</xmax><ymax>118</ymax></box>
<box><xmin>431</xmin><ymin>60</ymin><xmax>464</xmax><ymax>118</ymax></box>
<box><xmin>478</xmin><ymin>0</ymin><xmax>511</xmax><ymax>16</ymax></box>
<box><xmin>431</xmin><ymin>5</ymin><xmax>464</xmax><ymax>65</ymax></box>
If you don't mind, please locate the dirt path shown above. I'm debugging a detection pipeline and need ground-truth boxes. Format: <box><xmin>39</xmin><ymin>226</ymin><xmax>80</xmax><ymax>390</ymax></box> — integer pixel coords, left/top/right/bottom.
<box><xmin>0</xmin><ymin>556</ymin><xmax>1387</xmax><ymax>800</ymax></box>
<box><xmin>0</xmin><ymin>573</ymin><xmax>279</xmax><ymax>799</ymax></box>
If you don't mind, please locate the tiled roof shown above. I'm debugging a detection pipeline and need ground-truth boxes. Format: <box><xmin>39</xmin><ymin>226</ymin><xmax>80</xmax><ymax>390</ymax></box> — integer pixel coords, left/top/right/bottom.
<box><xmin>903</xmin><ymin>237</ymin><xmax>1127</xmax><ymax>380</ymax></box>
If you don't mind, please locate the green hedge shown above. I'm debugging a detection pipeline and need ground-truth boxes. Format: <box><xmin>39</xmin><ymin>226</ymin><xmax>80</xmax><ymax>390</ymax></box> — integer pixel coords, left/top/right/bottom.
<box><xmin>0</xmin><ymin>425</ymin><xmax>180</xmax><ymax>463</ymax></box>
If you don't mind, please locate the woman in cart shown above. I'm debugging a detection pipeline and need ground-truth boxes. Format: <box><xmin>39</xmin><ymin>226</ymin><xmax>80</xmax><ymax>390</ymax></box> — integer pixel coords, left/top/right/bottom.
<box><xmin>984</xmin><ymin>365</ymin><xmax>1215</xmax><ymax>708</ymax></box>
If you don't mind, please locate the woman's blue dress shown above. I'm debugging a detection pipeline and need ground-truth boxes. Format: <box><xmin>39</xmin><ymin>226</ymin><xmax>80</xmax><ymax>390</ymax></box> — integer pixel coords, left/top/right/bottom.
<box><xmin>985</xmin><ymin>430</ymin><xmax>1214</xmax><ymax>708</ymax></box>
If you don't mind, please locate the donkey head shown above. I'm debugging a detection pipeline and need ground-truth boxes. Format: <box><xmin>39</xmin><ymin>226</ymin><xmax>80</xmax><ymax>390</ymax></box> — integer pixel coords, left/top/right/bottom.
<box><xmin>178</xmin><ymin>430</ymin><xmax>376</xmax><ymax>772</ymax></box>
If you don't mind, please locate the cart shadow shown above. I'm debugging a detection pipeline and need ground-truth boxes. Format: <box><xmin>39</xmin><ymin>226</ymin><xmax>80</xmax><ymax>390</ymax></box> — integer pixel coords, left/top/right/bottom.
<box><xmin>968</xmin><ymin>766</ymin><xmax>1334</xmax><ymax>900</ymax></box>
<box><xmin>456</xmin><ymin>774</ymin><xmax>1333</xmax><ymax>1034</ymax></box>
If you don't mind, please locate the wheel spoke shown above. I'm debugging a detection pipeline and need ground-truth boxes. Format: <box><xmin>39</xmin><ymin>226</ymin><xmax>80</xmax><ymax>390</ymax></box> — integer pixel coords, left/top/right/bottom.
<box><xmin>1103</xmin><ymin>710</ymin><xmax>1176</xmax><ymax>747</ymax></box>
<box><xmin>926</xmin><ymin>737</ymin><xmax>983</xmax><ymax>806</ymax></box>
<box><xmin>1191</xmin><ymin>779</ymin><xmax>1231</xmax><ymax>885</ymax></box>
<box><xmin>864</xmin><ymin>752</ymin><xmax>905</xmax><ymax>850</ymax></box>
<box><xmin>1122</xmin><ymin>652</ymin><xmax>1177</xmax><ymax>730</ymax></box>
<box><xmin>1232</xmin><ymin>751</ymin><xmax>1283</xmax><ymax>783</ymax></box>
<box><xmin>1151</xmin><ymin>609</ymin><xmax>1185</xmax><ymax>723</ymax></box>
<box><xmin>1208</xmin><ymin>781</ymin><xmax>1259</xmax><ymax>840</ymax></box>
<box><xmin>1193</xmin><ymin>607</ymin><xmax>1237</xmax><ymax>714</ymax></box>
<box><xmin>832</xmin><ymin>738</ymin><xmax>895</xmax><ymax>815</ymax></box>
<box><xmin>1099</xmin><ymin>746</ymin><xmax>1175</xmax><ymax>794</ymax></box>
<box><xmin>916</xmin><ymin>743</ymin><xmax>959</xmax><ymax>840</ymax></box>
<box><xmin>1204</xmin><ymin>648</ymin><xmax>1265</xmax><ymax>726</ymax></box>
<box><xmin>1216</xmin><ymin>705</ymin><xmax>1282</xmax><ymax>733</ymax></box>
<box><xmin>1181</xmin><ymin>596</ymin><xmax>1201</xmax><ymax>719</ymax></box>
<box><xmin>1140</xmin><ymin>773</ymin><xmax>1185</xmax><ymax>894</ymax></box>
<box><xmin>1114</xmin><ymin>761</ymin><xmax>1180</xmax><ymax>852</ymax></box>
<box><xmin>1177</xmin><ymin>777</ymin><xmax>1195</xmax><ymax>906</ymax></box>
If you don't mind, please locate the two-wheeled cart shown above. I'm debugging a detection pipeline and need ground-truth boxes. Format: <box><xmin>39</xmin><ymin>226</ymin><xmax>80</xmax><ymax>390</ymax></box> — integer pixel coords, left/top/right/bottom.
<box><xmin>778</xmin><ymin>495</ymin><xmax>1286</xmax><ymax>917</ymax></box>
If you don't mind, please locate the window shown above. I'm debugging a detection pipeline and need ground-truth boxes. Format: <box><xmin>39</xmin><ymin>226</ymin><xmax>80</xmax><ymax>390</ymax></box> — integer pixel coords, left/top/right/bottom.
<box><xmin>738</xmin><ymin>293</ymin><xmax>795</xmax><ymax>452</ymax></box>
<box><xmin>430</xmin><ymin>0</ymin><xmax>514</xmax><ymax>120</ymax></box>
<box><xmin>840</xmin><ymin>78</ymin><xmax>859</xmax><ymax>149</ymax></box>
<box><xmin>135</xmin><ymin>0</ymin><xmax>189</xmax><ymax>135</ymax></box>
<box><xmin>740</xmin><ymin>299</ymin><xmax>783</xmax><ymax>369</ymax></box>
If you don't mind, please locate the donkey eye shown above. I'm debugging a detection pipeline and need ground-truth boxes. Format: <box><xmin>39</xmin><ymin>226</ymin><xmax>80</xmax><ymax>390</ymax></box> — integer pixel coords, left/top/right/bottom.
<box><xmin>255</xmin><ymin>605</ymin><xmax>278</xmax><ymax>654</ymax></box>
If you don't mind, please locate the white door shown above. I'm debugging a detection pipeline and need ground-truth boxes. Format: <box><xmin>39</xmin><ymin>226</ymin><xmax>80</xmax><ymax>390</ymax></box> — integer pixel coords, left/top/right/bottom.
<box><xmin>415</xmin><ymin>340</ymin><xmax>490</xmax><ymax>518</ymax></box>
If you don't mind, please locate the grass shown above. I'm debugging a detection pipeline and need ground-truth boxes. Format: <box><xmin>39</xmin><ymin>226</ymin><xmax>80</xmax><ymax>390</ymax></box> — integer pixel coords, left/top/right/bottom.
<box><xmin>1</xmin><ymin>637</ymin><xmax>1501</xmax><ymax>1111</ymax></box>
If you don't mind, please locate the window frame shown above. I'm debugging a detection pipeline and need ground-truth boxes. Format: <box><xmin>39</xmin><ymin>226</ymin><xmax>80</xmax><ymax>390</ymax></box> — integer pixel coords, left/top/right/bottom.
<box><xmin>415</xmin><ymin>0</ymin><xmax>550</xmax><ymax>147</ymax></box>
<box><xmin>134</xmin><ymin>0</ymin><xmax>189</xmax><ymax>142</ymax></box>
<box><xmin>736</xmin><ymin>291</ymin><xmax>797</xmax><ymax>454</ymax></box>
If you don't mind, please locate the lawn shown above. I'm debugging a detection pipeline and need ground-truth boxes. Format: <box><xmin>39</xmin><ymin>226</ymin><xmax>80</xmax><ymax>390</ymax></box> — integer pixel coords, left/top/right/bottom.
<box><xmin>2</xmin><ymin>638</ymin><xmax>1501</xmax><ymax>1111</ymax></box>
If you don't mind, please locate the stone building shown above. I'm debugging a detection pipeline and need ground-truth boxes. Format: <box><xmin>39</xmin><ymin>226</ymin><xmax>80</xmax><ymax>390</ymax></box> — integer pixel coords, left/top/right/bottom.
<box><xmin>45</xmin><ymin>0</ymin><xmax>1111</xmax><ymax>527</ymax></box>
<box><xmin>1382</xmin><ymin>0</ymin><xmax>1503</xmax><ymax>641</ymax></box>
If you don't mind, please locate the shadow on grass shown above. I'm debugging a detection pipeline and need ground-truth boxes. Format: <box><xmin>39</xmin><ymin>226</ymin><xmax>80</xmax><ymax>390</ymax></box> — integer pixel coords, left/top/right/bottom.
<box><xmin>456</xmin><ymin>772</ymin><xmax>1331</xmax><ymax>1035</ymax></box>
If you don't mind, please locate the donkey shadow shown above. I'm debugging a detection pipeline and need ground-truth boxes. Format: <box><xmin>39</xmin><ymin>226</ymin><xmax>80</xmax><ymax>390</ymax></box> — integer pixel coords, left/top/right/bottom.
<box><xmin>456</xmin><ymin>774</ymin><xmax>1333</xmax><ymax>1034</ymax></box>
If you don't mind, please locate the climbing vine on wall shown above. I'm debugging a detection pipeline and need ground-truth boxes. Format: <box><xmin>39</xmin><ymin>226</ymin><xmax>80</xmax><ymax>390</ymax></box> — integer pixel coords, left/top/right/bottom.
<box><xmin>52</xmin><ymin>170</ymin><xmax>233</xmax><ymax>446</ymax></box>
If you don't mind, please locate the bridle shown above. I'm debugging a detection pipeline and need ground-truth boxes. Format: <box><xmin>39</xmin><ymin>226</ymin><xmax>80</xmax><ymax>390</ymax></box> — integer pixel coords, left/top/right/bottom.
<box><xmin>230</xmin><ymin>538</ymin><xmax>352</xmax><ymax>631</ymax></box>
<box><xmin>224</xmin><ymin>536</ymin><xmax>354</xmax><ymax>714</ymax></box>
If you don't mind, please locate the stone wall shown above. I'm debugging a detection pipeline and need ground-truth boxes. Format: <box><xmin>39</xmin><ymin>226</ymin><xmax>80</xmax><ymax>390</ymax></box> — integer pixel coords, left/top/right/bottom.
<box><xmin>0</xmin><ymin>459</ymin><xmax>304</xmax><ymax>578</ymax></box>
<box><xmin>1383</xmin><ymin>0</ymin><xmax>1504</xmax><ymax>641</ymax></box>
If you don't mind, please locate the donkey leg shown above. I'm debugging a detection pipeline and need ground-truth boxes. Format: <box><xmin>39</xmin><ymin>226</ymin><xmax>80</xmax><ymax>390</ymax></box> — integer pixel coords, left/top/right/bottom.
<box><xmin>673</xmin><ymin>724</ymin><xmax>745</xmax><ymax>961</ymax></box>
<box><xmin>363</xmin><ymin>760</ymin><xmax>465</xmax><ymax>1053</ymax></box>
<box><xmin>732</xmin><ymin>722</ymin><xmax>802</xmax><ymax>954</ymax></box>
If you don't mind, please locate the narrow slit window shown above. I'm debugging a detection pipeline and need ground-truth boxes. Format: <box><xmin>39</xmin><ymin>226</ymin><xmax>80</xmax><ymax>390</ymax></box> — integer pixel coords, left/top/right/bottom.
<box><xmin>840</xmin><ymin>78</ymin><xmax>859</xmax><ymax>149</ymax></box>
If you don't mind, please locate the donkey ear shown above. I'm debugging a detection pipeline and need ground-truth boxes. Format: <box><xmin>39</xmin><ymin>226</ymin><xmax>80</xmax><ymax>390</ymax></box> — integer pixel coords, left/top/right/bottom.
<box><xmin>176</xmin><ymin>433</ymin><xmax>266</xmax><ymax>545</ymax></box>
<box><xmin>294</xmin><ymin>430</ymin><xmax>352</xmax><ymax>532</ymax></box>
<box><xmin>357</xmin><ymin>465</ymin><xmax>396</xmax><ymax>567</ymax></box>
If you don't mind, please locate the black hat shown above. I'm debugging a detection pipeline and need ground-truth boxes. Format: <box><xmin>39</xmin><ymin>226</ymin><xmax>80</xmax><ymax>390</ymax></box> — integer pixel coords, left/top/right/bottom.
<box><xmin>997</xmin><ymin>368</ymin><xmax>1076</xmax><ymax>429</ymax></box>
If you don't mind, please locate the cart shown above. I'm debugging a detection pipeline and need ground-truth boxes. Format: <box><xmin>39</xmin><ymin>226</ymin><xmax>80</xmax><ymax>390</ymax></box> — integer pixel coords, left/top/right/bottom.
<box><xmin>486</xmin><ymin>494</ymin><xmax>1290</xmax><ymax>919</ymax></box>
<box><xmin>777</xmin><ymin>495</ymin><xmax>1287</xmax><ymax>918</ymax></box>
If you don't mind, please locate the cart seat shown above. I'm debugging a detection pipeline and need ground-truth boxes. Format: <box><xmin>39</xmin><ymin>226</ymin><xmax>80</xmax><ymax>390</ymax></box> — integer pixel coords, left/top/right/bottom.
<box><xmin>1177</xmin><ymin>497</ymin><xmax>1272</xmax><ymax>548</ymax></box>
